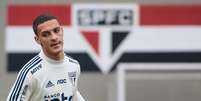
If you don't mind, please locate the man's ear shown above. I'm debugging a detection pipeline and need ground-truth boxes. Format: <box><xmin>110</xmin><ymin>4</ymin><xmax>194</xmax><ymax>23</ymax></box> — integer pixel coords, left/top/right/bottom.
<box><xmin>34</xmin><ymin>36</ymin><xmax>41</xmax><ymax>45</ymax></box>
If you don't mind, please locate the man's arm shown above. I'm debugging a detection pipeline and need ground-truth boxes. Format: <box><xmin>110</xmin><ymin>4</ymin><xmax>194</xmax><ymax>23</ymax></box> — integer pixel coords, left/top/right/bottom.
<box><xmin>7</xmin><ymin>71</ymin><xmax>33</xmax><ymax>101</ymax></box>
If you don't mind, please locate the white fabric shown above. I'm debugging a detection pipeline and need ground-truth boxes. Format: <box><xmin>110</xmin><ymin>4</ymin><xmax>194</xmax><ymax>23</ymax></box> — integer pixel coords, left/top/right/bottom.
<box><xmin>7</xmin><ymin>51</ymin><xmax>85</xmax><ymax>101</ymax></box>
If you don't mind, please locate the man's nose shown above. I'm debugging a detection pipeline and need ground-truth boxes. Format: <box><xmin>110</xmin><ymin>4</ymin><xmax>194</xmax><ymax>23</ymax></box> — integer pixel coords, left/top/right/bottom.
<box><xmin>50</xmin><ymin>32</ymin><xmax>58</xmax><ymax>40</ymax></box>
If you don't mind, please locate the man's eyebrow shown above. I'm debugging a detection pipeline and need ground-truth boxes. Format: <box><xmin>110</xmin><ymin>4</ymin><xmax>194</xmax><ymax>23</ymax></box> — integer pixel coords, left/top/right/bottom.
<box><xmin>41</xmin><ymin>30</ymin><xmax>50</xmax><ymax>34</ymax></box>
<box><xmin>54</xmin><ymin>26</ymin><xmax>60</xmax><ymax>29</ymax></box>
<box><xmin>39</xmin><ymin>26</ymin><xmax>60</xmax><ymax>34</ymax></box>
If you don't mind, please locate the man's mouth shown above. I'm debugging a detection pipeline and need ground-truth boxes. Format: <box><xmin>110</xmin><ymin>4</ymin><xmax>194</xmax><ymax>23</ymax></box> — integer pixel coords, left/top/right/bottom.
<box><xmin>51</xmin><ymin>41</ymin><xmax>61</xmax><ymax>47</ymax></box>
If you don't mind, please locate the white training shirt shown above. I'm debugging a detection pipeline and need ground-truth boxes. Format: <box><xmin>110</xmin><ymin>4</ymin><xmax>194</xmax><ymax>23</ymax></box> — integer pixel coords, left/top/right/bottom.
<box><xmin>7</xmin><ymin>51</ymin><xmax>85</xmax><ymax>101</ymax></box>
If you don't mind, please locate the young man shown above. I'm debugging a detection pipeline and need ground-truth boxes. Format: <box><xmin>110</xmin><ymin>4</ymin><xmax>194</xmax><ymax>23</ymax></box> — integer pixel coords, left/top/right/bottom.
<box><xmin>7</xmin><ymin>14</ymin><xmax>85</xmax><ymax>101</ymax></box>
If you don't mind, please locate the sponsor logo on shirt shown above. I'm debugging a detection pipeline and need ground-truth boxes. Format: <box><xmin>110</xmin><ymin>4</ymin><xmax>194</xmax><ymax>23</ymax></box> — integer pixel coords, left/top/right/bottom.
<box><xmin>46</xmin><ymin>81</ymin><xmax>55</xmax><ymax>88</ymax></box>
<box><xmin>57</xmin><ymin>79</ymin><xmax>67</xmax><ymax>85</ymax></box>
<box><xmin>31</xmin><ymin>64</ymin><xmax>42</xmax><ymax>74</ymax></box>
<box><xmin>68</xmin><ymin>72</ymin><xmax>76</xmax><ymax>86</ymax></box>
<box><xmin>20</xmin><ymin>85</ymin><xmax>29</xmax><ymax>100</ymax></box>
<box><xmin>44</xmin><ymin>92</ymin><xmax>72</xmax><ymax>101</ymax></box>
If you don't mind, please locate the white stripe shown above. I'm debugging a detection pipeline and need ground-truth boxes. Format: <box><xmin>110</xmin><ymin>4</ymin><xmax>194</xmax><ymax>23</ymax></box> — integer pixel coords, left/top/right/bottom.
<box><xmin>6</xmin><ymin>26</ymin><xmax>88</xmax><ymax>52</ymax></box>
<box><xmin>6</xmin><ymin>26</ymin><xmax>201</xmax><ymax>52</ymax></box>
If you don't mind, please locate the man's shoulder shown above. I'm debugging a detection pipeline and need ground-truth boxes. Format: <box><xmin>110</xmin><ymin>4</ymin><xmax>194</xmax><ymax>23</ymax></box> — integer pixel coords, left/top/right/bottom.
<box><xmin>65</xmin><ymin>54</ymin><xmax>79</xmax><ymax>65</ymax></box>
<box><xmin>19</xmin><ymin>55</ymin><xmax>43</xmax><ymax>75</ymax></box>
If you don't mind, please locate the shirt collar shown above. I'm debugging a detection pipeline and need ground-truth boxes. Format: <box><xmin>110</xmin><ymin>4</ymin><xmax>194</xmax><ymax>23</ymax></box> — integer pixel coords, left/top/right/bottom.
<box><xmin>39</xmin><ymin>50</ymin><xmax>65</xmax><ymax>64</ymax></box>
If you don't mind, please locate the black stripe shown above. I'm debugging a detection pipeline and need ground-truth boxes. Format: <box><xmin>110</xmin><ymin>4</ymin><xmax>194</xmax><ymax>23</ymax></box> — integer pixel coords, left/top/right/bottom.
<box><xmin>7</xmin><ymin>52</ymin><xmax>101</xmax><ymax>72</ymax></box>
<box><xmin>110</xmin><ymin>52</ymin><xmax>201</xmax><ymax>71</ymax></box>
<box><xmin>68</xmin><ymin>53</ymin><xmax>101</xmax><ymax>72</ymax></box>
<box><xmin>7</xmin><ymin>53</ymin><xmax>38</xmax><ymax>72</ymax></box>
<box><xmin>7</xmin><ymin>52</ymin><xmax>201</xmax><ymax>72</ymax></box>
<box><xmin>118</xmin><ymin>52</ymin><xmax>201</xmax><ymax>62</ymax></box>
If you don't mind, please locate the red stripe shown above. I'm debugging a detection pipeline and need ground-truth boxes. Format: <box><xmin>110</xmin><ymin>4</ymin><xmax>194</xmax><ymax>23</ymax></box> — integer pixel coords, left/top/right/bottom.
<box><xmin>81</xmin><ymin>31</ymin><xmax>100</xmax><ymax>56</ymax></box>
<box><xmin>8</xmin><ymin>5</ymin><xmax>71</xmax><ymax>26</ymax></box>
<box><xmin>140</xmin><ymin>5</ymin><xmax>201</xmax><ymax>25</ymax></box>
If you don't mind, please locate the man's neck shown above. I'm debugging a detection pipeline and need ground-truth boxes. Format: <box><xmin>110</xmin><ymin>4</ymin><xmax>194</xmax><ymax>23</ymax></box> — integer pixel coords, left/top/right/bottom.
<box><xmin>44</xmin><ymin>51</ymin><xmax>64</xmax><ymax>61</ymax></box>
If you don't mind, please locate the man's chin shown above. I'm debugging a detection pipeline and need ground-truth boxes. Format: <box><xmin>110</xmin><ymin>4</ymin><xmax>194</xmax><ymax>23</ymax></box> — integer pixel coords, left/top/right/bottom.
<box><xmin>49</xmin><ymin>48</ymin><xmax>62</xmax><ymax>53</ymax></box>
<box><xmin>52</xmin><ymin>50</ymin><xmax>63</xmax><ymax>54</ymax></box>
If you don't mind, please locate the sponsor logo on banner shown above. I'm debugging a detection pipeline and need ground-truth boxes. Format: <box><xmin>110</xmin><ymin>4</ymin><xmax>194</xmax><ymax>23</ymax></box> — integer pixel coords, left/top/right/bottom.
<box><xmin>6</xmin><ymin>4</ymin><xmax>201</xmax><ymax>73</ymax></box>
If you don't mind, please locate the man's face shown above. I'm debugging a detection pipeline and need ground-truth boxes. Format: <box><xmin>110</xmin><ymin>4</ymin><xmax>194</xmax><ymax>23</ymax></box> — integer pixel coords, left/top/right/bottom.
<box><xmin>35</xmin><ymin>19</ymin><xmax>64</xmax><ymax>56</ymax></box>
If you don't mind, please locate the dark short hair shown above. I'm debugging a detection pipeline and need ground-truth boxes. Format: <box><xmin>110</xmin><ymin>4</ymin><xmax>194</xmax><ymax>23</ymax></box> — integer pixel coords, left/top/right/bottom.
<box><xmin>32</xmin><ymin>14</ymin><xmax>58</xmax><ymax>36</ymax></box>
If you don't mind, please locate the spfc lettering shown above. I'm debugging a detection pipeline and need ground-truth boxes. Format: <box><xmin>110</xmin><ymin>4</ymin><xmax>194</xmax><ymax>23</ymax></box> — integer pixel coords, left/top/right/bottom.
<box><xmin>78</xmin><ymin>9</ymin><xmax>133</xmax><ymax>26</ymax></box>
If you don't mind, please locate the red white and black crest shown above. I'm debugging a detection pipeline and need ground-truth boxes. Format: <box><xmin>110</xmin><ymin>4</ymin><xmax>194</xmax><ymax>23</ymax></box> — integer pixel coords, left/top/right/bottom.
<box><xmin>6</xmin><ymin>4</ymin><xmax>201</xmax><ymax>73</ymax></box>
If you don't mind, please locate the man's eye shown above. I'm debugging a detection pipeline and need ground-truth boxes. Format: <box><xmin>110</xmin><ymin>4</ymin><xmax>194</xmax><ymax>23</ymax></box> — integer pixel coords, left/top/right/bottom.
<box><xmin>53</xmin><ymin>27</ymin><xmax>60</xmax><ymax>33</ymax></box>
<box><xmin>41</xmin><ymin>32</ymin><xmax>49</xmax><ymax>37</ymax></box>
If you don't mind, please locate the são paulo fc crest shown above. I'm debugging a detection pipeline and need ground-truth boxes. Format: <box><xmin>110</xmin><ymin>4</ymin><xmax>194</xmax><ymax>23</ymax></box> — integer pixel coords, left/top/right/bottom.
<box><xmin>67</xmin><ymin>4</ymin><xmax>137</xmax><ymax>73</ymax></box>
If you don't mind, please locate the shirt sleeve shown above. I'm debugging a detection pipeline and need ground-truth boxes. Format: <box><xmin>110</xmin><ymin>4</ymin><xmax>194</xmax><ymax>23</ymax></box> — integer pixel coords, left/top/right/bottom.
<box><xmin>72</xmin><ymin>63</ymin><xmax>85</xmax><ymax>101</ymax></box>
<box><xmin>73</xmin><ymin>91</ymin><xmax>86</xmax><ymax>101</ymax></box>
<box><xmin>7</xmin><ymin>71</ymin><xmax>34</xmax><ymax>101</ymax></box>
<box><xmin>75</xmin><ymin>64</ymin><xmax>81</xmax><ymax>88</ymax></box>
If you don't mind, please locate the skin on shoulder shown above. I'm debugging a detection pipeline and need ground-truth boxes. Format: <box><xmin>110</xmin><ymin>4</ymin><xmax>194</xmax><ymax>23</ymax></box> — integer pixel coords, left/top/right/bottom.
<box><xmin>34</xmin><ymin>19</ymin><xmax>64</xmax><ymax>60</ymax></box>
